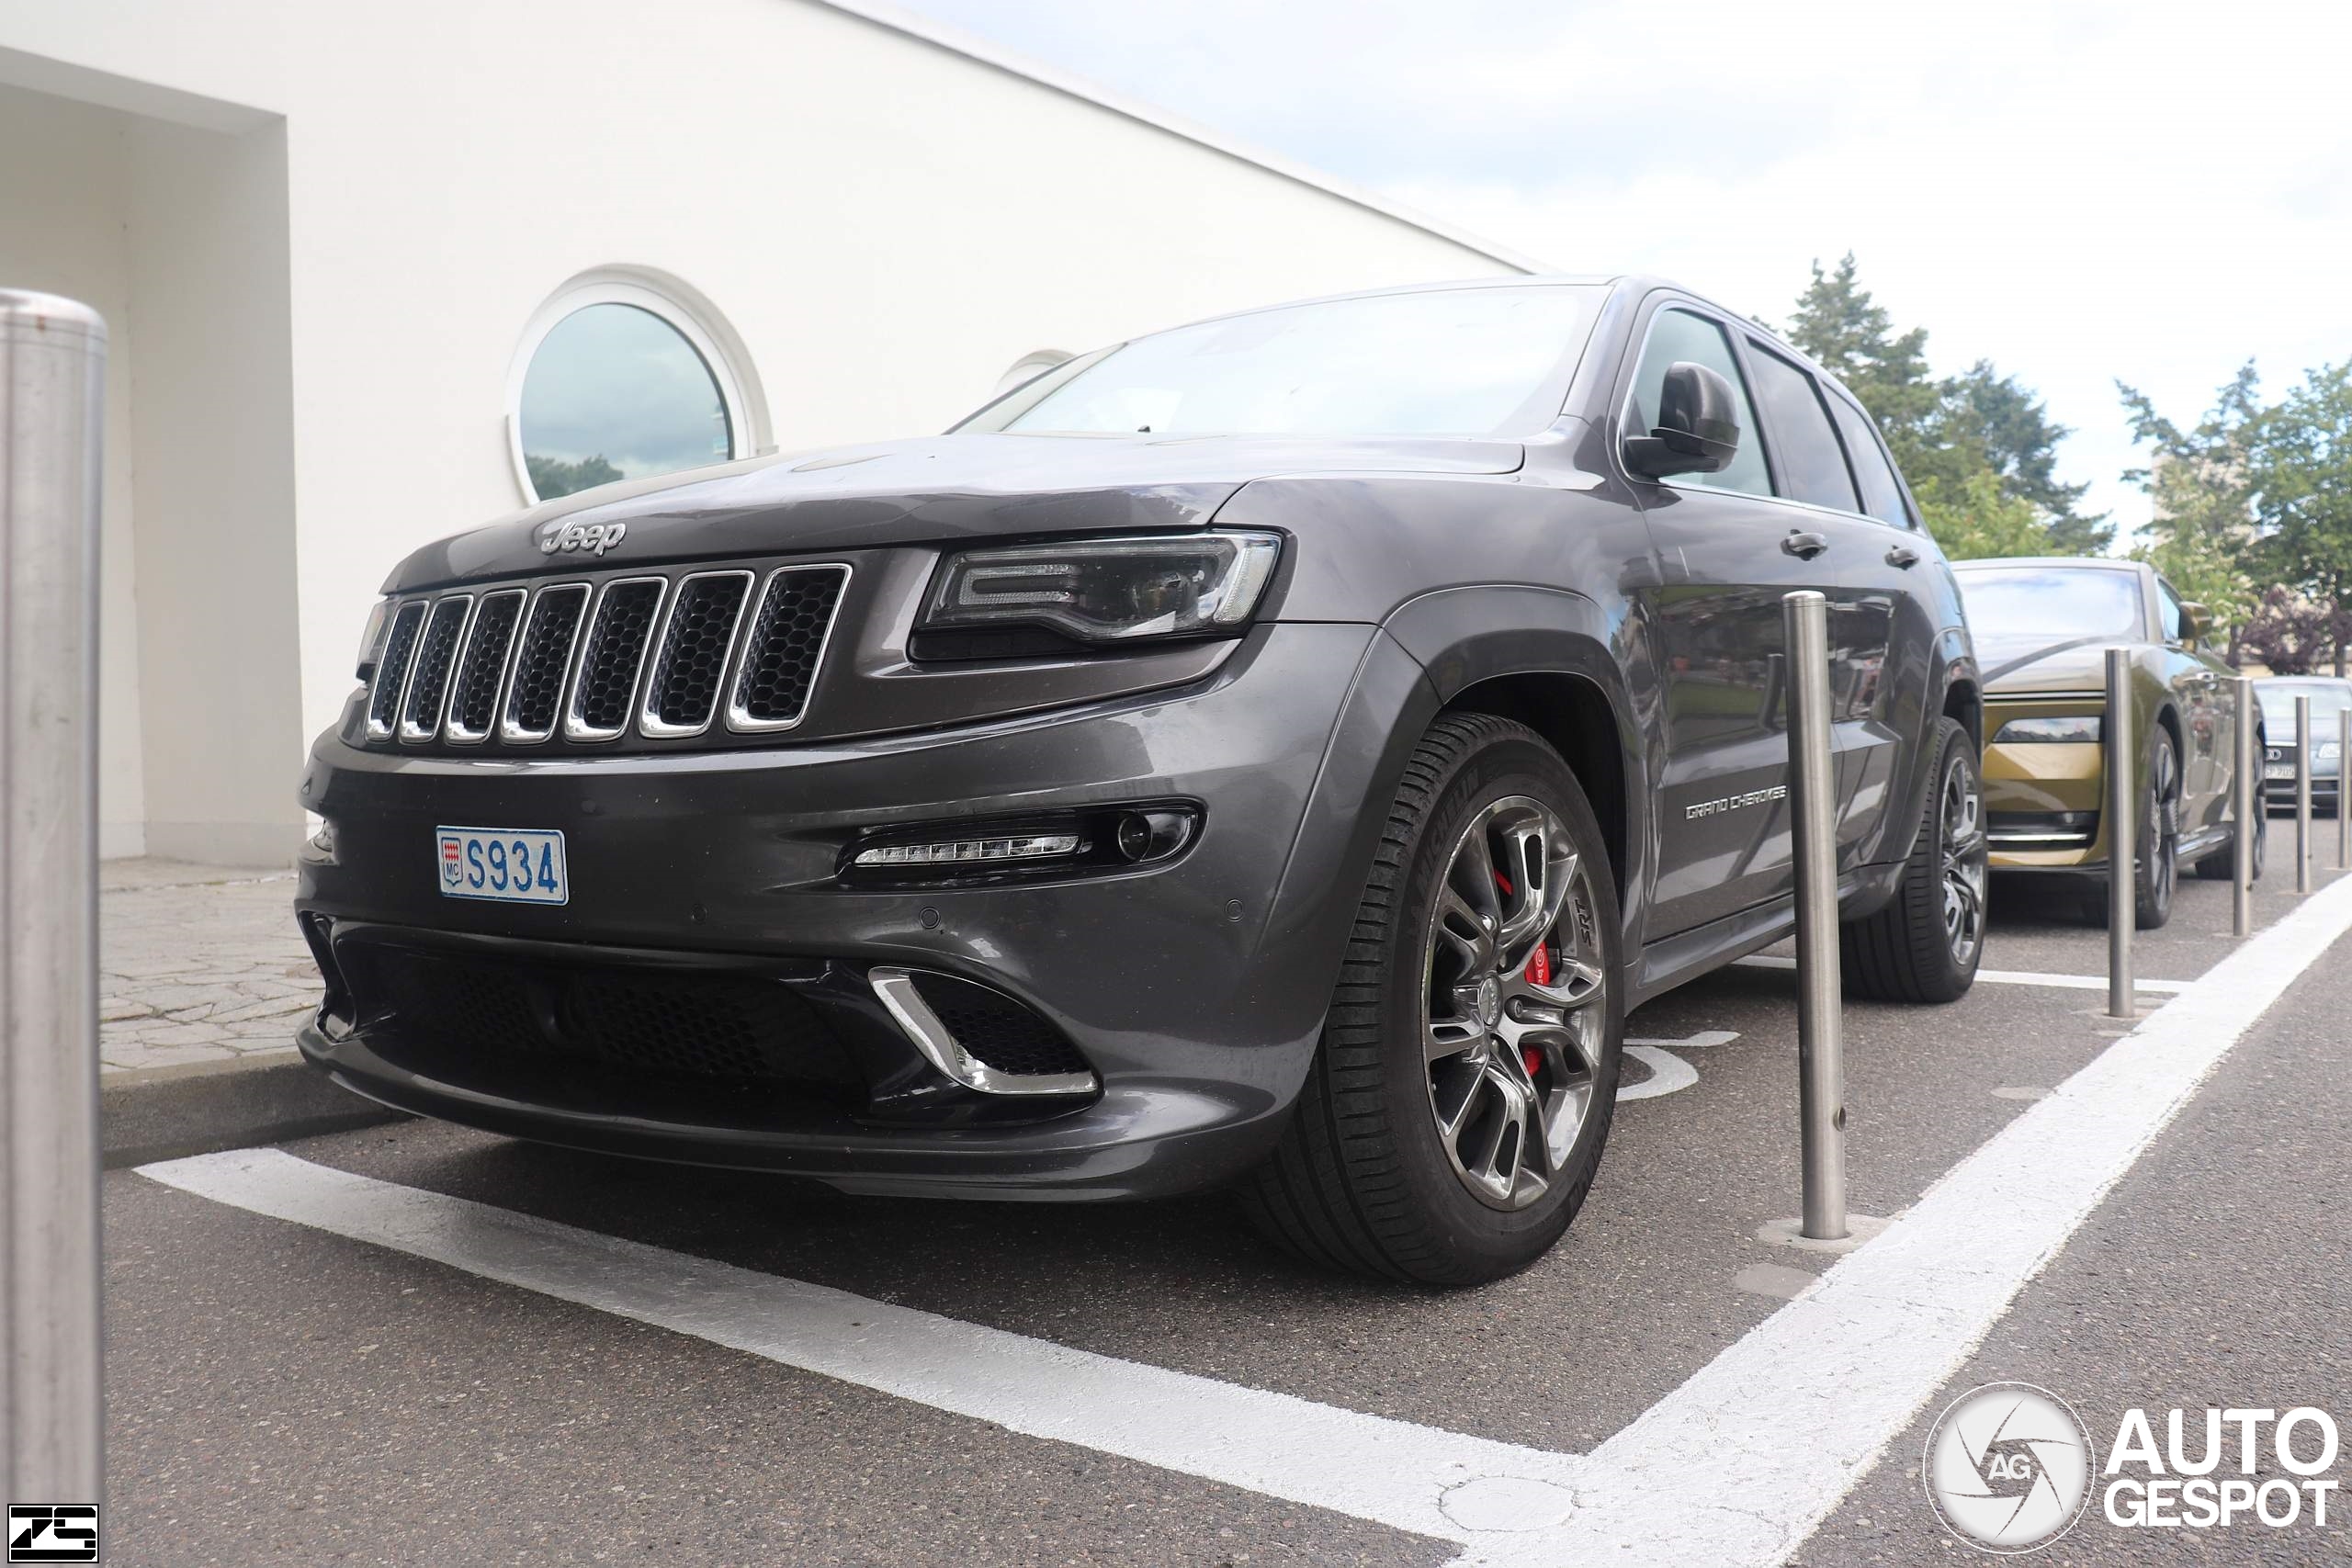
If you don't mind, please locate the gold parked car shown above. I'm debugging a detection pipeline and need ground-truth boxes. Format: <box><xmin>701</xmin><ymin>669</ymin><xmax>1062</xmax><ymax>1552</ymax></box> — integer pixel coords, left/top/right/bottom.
<box><xmin>1951</xmin><ymin>558</ymin><xmax>2262</xmax><ymax>928</ymax></box>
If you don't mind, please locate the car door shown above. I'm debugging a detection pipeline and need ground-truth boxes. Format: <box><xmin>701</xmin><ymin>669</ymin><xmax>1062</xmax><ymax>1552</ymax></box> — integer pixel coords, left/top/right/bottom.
<box><xmin>1618</xmin><ymin>299</ymin><xmax>1830</xmax><ymax>937</ymax></box>
<box><xmin>1735</xmin><ymin>345</ymin><xmax>1914</xmax><ymax>867</ymax></box>
<box><xmin>1816</xmin><ymin>379</ymin><xmax>1941</xmax><ymax>865</ymax></box>
<box><xmin>2154</xmin><ymin>575</ymin><xmax>2225</xmax><ymax>844</ymax></box>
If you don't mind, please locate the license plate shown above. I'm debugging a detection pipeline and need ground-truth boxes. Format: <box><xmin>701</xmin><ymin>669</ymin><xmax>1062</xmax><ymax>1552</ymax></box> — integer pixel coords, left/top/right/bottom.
<box><xmin>2267</xmin><ymin>763</ymin><xmax>2295</xmax><ymax>780</ymax></box>
<box><xmin>436</xmin><ymin>826</ymin><xmax>568</xmax><ymax>905</ymax></box>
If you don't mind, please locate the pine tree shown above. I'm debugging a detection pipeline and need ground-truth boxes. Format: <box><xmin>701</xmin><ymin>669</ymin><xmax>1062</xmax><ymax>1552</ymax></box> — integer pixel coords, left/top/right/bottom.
<box><xmin>1782</xmin><ymin>255</ymin><xmax>2098</xmax><ymax>556</ymax></box>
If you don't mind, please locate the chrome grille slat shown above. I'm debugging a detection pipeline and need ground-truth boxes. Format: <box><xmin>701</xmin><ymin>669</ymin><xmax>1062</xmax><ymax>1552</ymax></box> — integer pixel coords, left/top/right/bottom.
<box><xmin>640</xmin><ymin>570</ymin><xmax>754</xmax><ymax>739</ymax></box>
<box><xmin>563</xmin><ymin>577</ymin><xmax>667</xmax><ymax>742</ymax></box>
<box><xmin>399</xmin><ymin>596</ymin><xmax>474</xmax><ymax>743</ymax></box>
<box><xmin>728</xmin><ymin>564</ymin><xmax>852</xmax><ymax>732</ymax></box>
<box><xmin>501</xmin><ymin>584</ymin><xmax>592</xmax><ymax>743</ymax></box>
<box><xmin>445</xmin><ymin>589</ymin><xmax>526</xmax><ymax>743</ymax></box>
<box><xmin>365</xmin><ymin>601</ymin><xmax>429</xmax><ymax>739</ymax></box>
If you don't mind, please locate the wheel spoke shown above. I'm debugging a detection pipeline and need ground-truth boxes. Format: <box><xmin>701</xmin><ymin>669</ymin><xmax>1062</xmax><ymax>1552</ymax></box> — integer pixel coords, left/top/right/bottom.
<box><xmin>1422</xmin><ymin>791</ymin><xmax>1608</xmax><ymax>1213</ymax></box>
<box><xmin>1426</xmin><ymin>1014</ymin><xmax>1487</xmax><ymax>1066</ymax></box>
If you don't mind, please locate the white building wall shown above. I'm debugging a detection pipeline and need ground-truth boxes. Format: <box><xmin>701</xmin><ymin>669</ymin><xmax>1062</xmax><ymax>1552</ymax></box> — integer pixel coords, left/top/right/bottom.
<box><xmin>1</xmin><ymin>0</ymin><xmax>1526</xmax><ymax>864</ymax></box>
<box><xmin>0</xmin><ymin>85</ymin><xmax>148</xmax><ymax>858</ymax></box>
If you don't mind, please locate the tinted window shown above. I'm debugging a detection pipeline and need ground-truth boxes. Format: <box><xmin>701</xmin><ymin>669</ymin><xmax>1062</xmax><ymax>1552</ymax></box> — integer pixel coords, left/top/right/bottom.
<box><xmin>1625</xmin><ymin>308</ymin><xmax>1770</xmax><ymax>496</ymax></box>
<box><xmin>1747</xmin><ymin>347</ymin><xmax>1860</xmax><ymax>513</ymax></box>
<box><xmin>1957</xmin><ymin>568</ymin><xmax>2142</xmax><ymax>641</ymax></box>
<box><xmin>2156</xmin><ymin>580</ymin><xmax>2185</xmax><ymax>642</ymax></box>
<box><xmin>519</xmin><ymin>303</ymin><xmax>733</xmax><ymax>501</ymax></box>
<box><xmin>1826</xmin><ymin>393</ymin><xmax>1908</xmax><ymax>525</ymax></box>
<box><xmin>973</xmin><ymin>285</ymin><xmax>1602</xmax><ymax>438</ymax></box>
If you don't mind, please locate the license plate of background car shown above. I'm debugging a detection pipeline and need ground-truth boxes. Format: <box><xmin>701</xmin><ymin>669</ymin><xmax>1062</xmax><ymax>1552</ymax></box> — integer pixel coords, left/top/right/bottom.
<box><xmin>2267</xmin><ymin>763</ymin><xmax>2296</xmax><ymax>781</ymax></box>
<box><xmin>435</xmin><ymin>826</ymin><xmax>569</xmax><ymax>905</ymax></box>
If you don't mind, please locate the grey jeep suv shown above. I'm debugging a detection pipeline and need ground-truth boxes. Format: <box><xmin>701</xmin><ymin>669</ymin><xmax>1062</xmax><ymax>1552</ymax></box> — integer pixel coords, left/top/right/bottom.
<box><xmin>296</xmin><ymin>276</ymin><xmax>1984</xmax><ymax>1284</ymax></box>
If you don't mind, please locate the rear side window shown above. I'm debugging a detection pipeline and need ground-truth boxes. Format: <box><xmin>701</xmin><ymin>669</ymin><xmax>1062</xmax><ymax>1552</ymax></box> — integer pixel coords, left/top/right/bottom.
<box><xmin>1747</xmin><ymin>346</ymin><xmax>1860</xmax><ymax>513</ymax></box>
<box><xmin>1826</xmin><ymin>394</ymin><xmax>1910</xmax><ymax>525</ymax></box>
<box><xmin>1625</xmin><ymin>308</ymin><xmax>1771</xmax><ymax>497</ymax></box>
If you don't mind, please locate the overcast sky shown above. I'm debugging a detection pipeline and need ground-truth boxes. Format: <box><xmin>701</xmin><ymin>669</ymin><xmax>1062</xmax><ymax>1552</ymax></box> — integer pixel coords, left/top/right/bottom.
<box><xmin>890</xmin><ymin>0</ymin><xmax>2352</xmax><ymax>539</ymax></box>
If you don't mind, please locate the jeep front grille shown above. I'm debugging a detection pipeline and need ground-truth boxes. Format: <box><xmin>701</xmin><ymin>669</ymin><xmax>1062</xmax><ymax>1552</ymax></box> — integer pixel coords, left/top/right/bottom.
<box><xmin>362</xmin><ymin>561</ymin><xmax>851</xmax><ymax>750</ymax></box>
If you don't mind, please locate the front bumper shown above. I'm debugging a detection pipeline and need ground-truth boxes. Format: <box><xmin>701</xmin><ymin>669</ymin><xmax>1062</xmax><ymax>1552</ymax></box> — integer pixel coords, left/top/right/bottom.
<box><xmin>1982</xmin><ymin>737</ymin><xmax>2110</xmax><ymax>872</ymax></box>
<box><xmin>295</xmin><ymin>622</ymin><xmax>1408</xmax><ymax>1200</ymax></box>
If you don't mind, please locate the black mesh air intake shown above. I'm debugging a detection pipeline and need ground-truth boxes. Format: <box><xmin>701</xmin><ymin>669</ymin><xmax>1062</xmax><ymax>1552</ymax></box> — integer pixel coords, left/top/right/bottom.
<box><xmin>906</xmin><ymin>973</ymin><xmax>1091</xmax><ymax>1078</ymax></box>
<box><xmin>348</xmin><ymin>944</ymin><xmax>858</xmax><ymax>1088</ymax></box>
<box><xmin>730</xmin><ymin>566</ymin><xmax>848</xmax><ymax>728</ymax></box>
<box><xmin>447</xmin><ymin>590</ymin><xmax>526</xmax><ymax>739</ymax></box>
<box><xmin>399</xmin><ymin>597</ymin><xmax>472</xmax><ymax>739</ymax></box>
<box><xmin>366</xmin><ymin>601</ymin><xmax>428</xmax><ymax>734</ymax></box>
<box><xmin>644</xmin><ymin>573</ymin><xmax>752</xmax><ymax>733</ymax></box>
<box><xmin>503</xmin><ymin>584</ymin><xmax>589</xmax><ymax>740</ymax></box>
<box><xmin>568</xmin><ymin>579</ymin><xmax>664</xmax><ymax>738</ymax></box>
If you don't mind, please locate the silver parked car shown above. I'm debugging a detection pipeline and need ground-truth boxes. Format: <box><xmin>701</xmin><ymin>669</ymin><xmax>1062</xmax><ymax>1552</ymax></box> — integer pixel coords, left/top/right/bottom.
<box><xmin>2256</xmin><ymin>676</ymin><xmax>2352</xmax><ymax>815</ymax></box>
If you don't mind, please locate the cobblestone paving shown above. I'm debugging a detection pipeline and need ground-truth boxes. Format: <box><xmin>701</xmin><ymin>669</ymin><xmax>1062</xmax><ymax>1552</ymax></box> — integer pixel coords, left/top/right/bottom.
<box><xmin>100</xmin><ymin>859</ymin><xmax>315</xmax><ymax>1075</ymax></box>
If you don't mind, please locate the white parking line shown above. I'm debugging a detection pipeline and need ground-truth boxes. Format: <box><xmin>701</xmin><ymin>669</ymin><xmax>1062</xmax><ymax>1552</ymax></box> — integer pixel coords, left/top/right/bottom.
<box><xmin>135</xmin><ymin>1146</ymin><xmax>1582</xmax><ymax>1547</ymax></box>
<box><xmin>1526</xmin><ymin>870</ymin><xmax>2352</xmax><ymax>1567</ymax></box>
<box><xmin>137</xmin><ymin>876</ymin><xmax>2352</xmax><ymax>1567</ymax></box>
<box><xmin>1734</xmin><ymin>953</ymin><xmax>2190</xmax><ymax>992</ymax></box>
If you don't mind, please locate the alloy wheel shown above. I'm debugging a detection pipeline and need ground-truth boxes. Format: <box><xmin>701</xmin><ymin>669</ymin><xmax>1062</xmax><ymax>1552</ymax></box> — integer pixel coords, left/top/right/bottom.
<box><xmin>1421</xmin><ymin>795</ymin><xmax>1605</xmax><ymax>1212</ymax></box>
<box><xmin>1941</xmin><ymin>753</ymin><xmax>1988</xmax><ymax>969</ymax></box>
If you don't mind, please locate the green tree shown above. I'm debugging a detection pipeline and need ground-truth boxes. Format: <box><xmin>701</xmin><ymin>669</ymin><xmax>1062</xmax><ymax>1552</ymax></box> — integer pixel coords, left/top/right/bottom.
<box><xmin>2247</xmin><ymin>361</ymin><xmax>2352</xmax><ymax>674</ymax></box>
<box><xmin>1945</xmin><ymin>362</ymin><xmax>2109</xmax><ymax>552</ymax></box>
<box><xmin>1783</xmin><ymin>255</ymin><xmax>2090</xmax><ymax>556</ymax></box>
<box><xmin>1914</xmin><ymin>467</ymin><xmax>2052</xmax><ymax>560</ymax></box>
<box><xmin>2119</xmin><ymin>364</ymin><xmax>2262</xmax><ymax>657</ymax></box>
<box><xmin>1785</xmin><ymin>254</ymin><xmax>1943</xmax><ymax>482</ymax></box>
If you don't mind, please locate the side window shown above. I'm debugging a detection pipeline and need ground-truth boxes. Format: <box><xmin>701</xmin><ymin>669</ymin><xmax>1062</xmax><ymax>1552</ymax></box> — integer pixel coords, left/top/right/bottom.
<box><xmin>1746</xmin><ymin>346</ymin><xmax>1860</xmax><ymax>513</ymax></box>
<box><xmin>1625</xmin><ymin>308</ymin><xmax>1771</xmax><ymax>497</ymax></box>
<box><xmin>1826</xmin><ymin>392</ymin><xmax>1910</xmax><ymax>526</ymax></box>
<box><xmin>2157</xmin><ymin>580</ymin><xmax>2185</xmax><ymax>643</ymax></box>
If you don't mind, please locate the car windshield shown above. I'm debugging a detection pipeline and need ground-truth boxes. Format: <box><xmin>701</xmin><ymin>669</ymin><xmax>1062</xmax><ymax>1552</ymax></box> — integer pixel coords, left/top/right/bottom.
<box><xmin>1956</xmin><ymin>567</ymin><xmax>2143</xmax><ymax>643</ymax></box>
<box><xmin>960</xmin><ymin>286</ymin><xmax>1603</xmax><ymax>439</ymax></box>
<box><xmin>2257</xmin><ymin>682</ymin><xmax>2352</xmax><ymax>735</ymax></box>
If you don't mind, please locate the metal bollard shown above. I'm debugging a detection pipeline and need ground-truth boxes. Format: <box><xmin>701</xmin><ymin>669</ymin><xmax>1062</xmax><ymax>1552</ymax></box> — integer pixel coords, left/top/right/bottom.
<box><xmin>1782</xmin><ymin>591</ymin><xmax>1846</xmax><ymax>1242</ymax></box>
<box><xmin>2105</xmin><ymin>650</ymin><xmax>2134</xmax><ymax>1017</ymax></box>
<box><xmin>2338</xmin><ymin>706</ymin><xmax>2349</xmax><ymax>871</ymax></box>
<box><xmin>1</xmin><ymin>290</ymin><xmax>106</xmax><ymax>1504</ymax></box>
<box><xmin>2296</xmin><ymin>694</ymin><xmax>2312</xmax><ymax>894</ymax></box>
<box><xmin>2233</xmin><ymin>676</ymin><xmax>2256</xmax><ymax>937</ymax></box>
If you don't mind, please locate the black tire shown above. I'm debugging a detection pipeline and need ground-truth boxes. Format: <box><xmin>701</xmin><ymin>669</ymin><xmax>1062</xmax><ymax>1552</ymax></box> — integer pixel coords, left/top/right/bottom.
<box><xmin>2193</xmin><ymin>795</ymin><xmax>2265</xmax><ymax>881</ymax></box>
<box><xmin>2134</xmin><ymin>728</ymin><xmax>2180</xmax><ymax>929</ymax></box>
<box><xmin>1841</xmin><ymin>716</ymin><xmax>1985</xmax><ymax>1003</ymax></box>
<box><xmin>1237</xmin><ymin>713</ymin><xmax>1623</xmax><ymax>1286</ymax></box>
<box><xmin>2082</xmin><ymin>727</ymin><xmax>2180</xmax><ymax>928</ymax></box>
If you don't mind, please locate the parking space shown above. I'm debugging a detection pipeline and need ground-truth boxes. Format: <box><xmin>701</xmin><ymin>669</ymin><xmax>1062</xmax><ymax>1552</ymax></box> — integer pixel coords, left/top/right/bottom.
<box><xmin>101</xmin><ymin>865</ymin><xmax>2352</xmax><ymax>1565</ymax></box>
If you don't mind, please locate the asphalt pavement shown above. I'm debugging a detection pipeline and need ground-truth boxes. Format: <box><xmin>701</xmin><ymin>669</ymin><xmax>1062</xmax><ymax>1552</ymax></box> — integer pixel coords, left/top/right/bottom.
<box><xmin>93</xmin><ymin>852</ymin><xmax>2352</xmax><ymax>1566</ymax></box>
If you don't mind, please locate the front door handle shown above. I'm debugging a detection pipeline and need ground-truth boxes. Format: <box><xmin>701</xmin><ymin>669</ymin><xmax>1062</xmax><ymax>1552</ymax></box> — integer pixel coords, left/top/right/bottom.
<box><xmin>1885</xmin><ymin>544</ymin><xmax>1920</xmax><ymax>569</ymax></box>
<box><xmin>1781</xmin><ymin>530</ymin><xmax>1830</xmax><ymax>559</ymax></box>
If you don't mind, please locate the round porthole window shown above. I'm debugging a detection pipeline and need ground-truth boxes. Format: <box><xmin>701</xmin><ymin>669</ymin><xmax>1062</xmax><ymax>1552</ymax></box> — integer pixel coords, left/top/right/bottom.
<box><xmin>508</xmin><ymin>275</ymin><xmax>761</xmax><ymax>502</ymax></box>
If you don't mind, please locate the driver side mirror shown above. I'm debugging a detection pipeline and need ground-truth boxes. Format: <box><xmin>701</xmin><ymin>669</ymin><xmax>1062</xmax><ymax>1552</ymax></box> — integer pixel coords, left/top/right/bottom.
<box><xmin>2178</xmin><ymin>601</ymin><xmax>2207</xmax><ymax>648</ymax></box>
<box><xmin>1625</xmin><ymin>361</ymin><xmax>1742</xmax><ymax>479</ymax></box>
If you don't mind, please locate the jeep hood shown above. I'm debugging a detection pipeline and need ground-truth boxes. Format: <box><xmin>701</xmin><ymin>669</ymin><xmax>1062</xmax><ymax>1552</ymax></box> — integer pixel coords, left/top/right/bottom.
<box><xmin>383</xmin><ymin>432</ymin><xmax>1525</xmax><ymax>591</ymax></box>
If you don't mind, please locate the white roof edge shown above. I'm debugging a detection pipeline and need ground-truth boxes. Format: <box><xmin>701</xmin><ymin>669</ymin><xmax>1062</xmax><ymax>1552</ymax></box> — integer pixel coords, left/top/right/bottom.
<box><xmin>802</xmin><ymin>0</ymin><xmax>1551</xmax><ymax>275</ymax></box>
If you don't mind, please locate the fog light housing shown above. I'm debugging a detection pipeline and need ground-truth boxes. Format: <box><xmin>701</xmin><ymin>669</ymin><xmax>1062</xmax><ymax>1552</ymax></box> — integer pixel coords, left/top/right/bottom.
<box><xmin>853</xmin><ymin>832</ymin><xmax>1084</xmax><ymax>869</ymax></box>
<box><xmin>840</xmin><ymin>804</ymin><xmax>1200</xmax><ymax>886</ymax></box>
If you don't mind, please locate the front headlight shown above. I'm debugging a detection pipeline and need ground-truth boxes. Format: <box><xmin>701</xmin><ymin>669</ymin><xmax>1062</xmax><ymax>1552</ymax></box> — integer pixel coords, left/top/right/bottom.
<box><xmin>919</xmin><ymin>531</ymin><xmax>1282</xmax><ymax>648</ymax></box>
<box><xmin>355</xmin><ymin>598</ymin><xmax>392</xmax><ymax>682</ymax></box>
<box><xmin>1993</xmin><ymin>715</ymin><xmax>2102</xmax><ymax>744</ymax></box>
<box><xmin>2320</xmin><ymin>741</ymin><xmax>2342</xmax><ymax>760</ymax></box>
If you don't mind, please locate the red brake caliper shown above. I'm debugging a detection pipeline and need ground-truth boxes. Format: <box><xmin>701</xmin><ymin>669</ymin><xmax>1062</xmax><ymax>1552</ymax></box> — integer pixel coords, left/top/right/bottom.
<box><xmin>1498</xmin><ymin>869</ymin><xmax>1548</xmax><ymax>1078</ymax></box>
